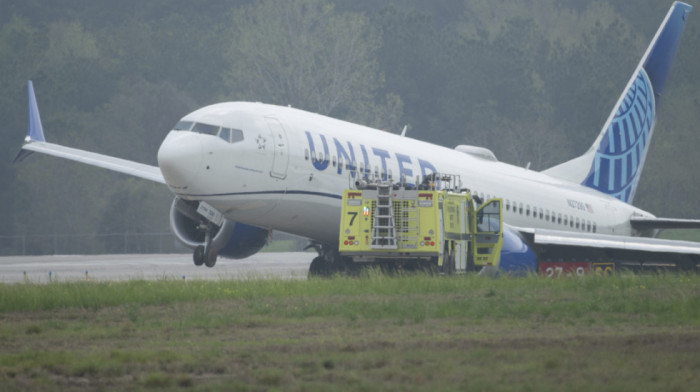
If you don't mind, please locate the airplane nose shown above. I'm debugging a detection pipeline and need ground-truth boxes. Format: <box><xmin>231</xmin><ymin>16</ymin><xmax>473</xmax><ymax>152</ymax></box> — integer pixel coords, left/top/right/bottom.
<box><xmin>157</xmin><ymin>131</ymin><xmax>204</xmax><ymax>190</ymax></box>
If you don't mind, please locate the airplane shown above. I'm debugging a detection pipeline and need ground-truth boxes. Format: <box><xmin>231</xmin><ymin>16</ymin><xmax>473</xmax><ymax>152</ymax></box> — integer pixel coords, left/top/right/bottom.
<box><xmin>15</xmin><ymin>2</ymin><xmax>700</xmax><ymax>274</ymax></box>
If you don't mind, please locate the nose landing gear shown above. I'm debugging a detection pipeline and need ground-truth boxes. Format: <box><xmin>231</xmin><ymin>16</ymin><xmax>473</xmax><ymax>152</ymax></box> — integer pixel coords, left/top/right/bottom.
<box><xmin>192</xmin><ymin>221</ymin><xmax>226</xmax><ymax>268</ymax></box>
<box><xmin>193</xmin><ymin>245</ymin><xmax>218</xmax><ymax>267</ymax></box>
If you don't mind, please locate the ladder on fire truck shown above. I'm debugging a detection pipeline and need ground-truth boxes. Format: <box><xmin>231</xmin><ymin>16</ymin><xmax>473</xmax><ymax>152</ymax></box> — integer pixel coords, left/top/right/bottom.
<box><xmin>370</xmin><ymin>182</ymin><xmax>398</xmax><ymax>249</ymax></box>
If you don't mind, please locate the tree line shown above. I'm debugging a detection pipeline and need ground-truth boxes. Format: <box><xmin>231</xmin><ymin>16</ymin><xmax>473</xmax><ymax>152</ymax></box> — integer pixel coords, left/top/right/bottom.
<box><xmin>2</xmin><ymin>0</ymin><xmax>699</xmax><ymax>253</ymax></box>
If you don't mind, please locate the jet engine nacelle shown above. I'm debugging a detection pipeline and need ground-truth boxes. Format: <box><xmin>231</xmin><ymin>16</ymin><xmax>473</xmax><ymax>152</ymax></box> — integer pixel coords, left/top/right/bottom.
<box><xmin>169</xmin><ymin>198</ymin><xmax>268</xmax><ymax>259</ymax></box>
<box><xmin>498</xmin><ymin>225</ymin><xmax>537</xmax><ymax>275</ymax></box>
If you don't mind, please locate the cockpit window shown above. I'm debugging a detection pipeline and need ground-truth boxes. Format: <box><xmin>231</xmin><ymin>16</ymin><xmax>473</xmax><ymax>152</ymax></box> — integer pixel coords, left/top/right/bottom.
<box><xmin>173</xmin><ymin>121</ymin><xmax>193</xmax><ymax>131</ymax></box>
<box><xmin>188</xmin><ymin>122</ymin><xmax>245</xmax><ymax>143</ymax></box>
<box><xmin>215</xmin><ymin>128</ymin><xmax>245</xmax><ymax>143</ymax></box>
<box><xmin>219</xmin><ymin>128</ymin><xmax>231</xmax><ymax>142</ymax></box>
<box><xmin>192</xmin><ymin>122</ymin><xmax>220</xmax><ymax>136</ymax></box>
<box><xmin>230</xmin><ymin>129</ymin><xmax>244</xmax><ymax>143</ymax></box>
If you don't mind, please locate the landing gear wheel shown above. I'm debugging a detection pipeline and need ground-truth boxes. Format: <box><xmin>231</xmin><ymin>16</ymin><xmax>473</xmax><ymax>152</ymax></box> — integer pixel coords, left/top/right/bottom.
<box><xmin>193</xmin><ymin>245</ymin><xmax>205</xmax><ymax>266</ymax></box>
<box><xmin>204</xmin><ymin>247</ymin><xmax>218</xmax><ymax>268</ymax></box>
<box><xmin>308</xmin><ymin>256</ymin><xmax>330</xmax><ymax>278</ymax></box>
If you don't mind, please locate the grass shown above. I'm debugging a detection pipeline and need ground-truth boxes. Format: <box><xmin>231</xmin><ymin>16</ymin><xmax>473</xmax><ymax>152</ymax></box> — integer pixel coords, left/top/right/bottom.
<box><xmin>0</xmin><ymin>272</ymin><xmax>698</xmax><ymax>391</ymax></box>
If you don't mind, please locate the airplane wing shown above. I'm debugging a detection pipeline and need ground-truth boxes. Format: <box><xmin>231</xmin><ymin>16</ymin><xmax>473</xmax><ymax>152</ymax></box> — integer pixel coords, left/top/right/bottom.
<box><xmin>516</xmin><ymin>227</ymin><xmax>700</xmax><ymax>270</ymax></box>
<box><xmin>629</xmin><ymin>217</ymin><xmax>700</xmax><ymax>230</ymax></box>
<box><xmin>14</xmin><ymin>81</ymin><xmax>165</xmax><ymax>184</ymax></box>
<box><xmin>16</xmin><ymin>140</ymin><xmax>165</xmax><ymax>183</ymax></box>
<box><xmin>532</xmin><ymin>229</ymin><xmax>700</xmax><ymax>256</ymax></box>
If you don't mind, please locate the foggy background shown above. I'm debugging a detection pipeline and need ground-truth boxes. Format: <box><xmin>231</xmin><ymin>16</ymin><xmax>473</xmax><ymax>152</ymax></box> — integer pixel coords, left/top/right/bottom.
<box><xmin>1</xmin><ymin>0</ymin><xmax>699</xmax><ymax>255</ymax></box>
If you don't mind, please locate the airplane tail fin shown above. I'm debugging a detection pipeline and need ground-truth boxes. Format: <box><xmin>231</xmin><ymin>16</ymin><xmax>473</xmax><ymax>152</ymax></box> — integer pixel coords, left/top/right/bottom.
<box><xmin>543</xmin><ymin>2</ymin><xmax>691</xmax><ymax>204</ymax></box>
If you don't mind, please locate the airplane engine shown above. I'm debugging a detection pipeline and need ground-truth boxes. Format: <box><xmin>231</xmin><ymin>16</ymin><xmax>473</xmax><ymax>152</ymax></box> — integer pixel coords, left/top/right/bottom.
<box><xmin>498</xmin><ymin>226</ymin><xmax>537</xmax><ymax>275</ymax></box>
<box><xmin>216</xmin><ymin>222</ymin><xmax>269</xmax><ymax>259</ymax></box>
<box><xmin>169</xmin><ymin>198</ymin><xmax>268</xmax><ymax>262</ymax></box>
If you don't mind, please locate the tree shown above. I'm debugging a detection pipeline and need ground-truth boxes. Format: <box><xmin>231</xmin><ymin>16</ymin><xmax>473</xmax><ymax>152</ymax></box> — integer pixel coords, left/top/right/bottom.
<box><xmin>225</xmin><ymin>0</ymin><xmax>402</xmax><ymax>130</ymax></box>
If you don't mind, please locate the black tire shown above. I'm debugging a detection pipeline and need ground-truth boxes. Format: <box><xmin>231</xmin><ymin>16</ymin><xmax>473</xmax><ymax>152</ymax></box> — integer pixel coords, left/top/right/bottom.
<box><xmin>193</xmin><ymin>245</ymin><xmax>205</xmax><ymax>267</ymax></box>
<box><xmin>308</xmin><ymin>256</ymin><xmax>330</xmax><ymax>278</ymax></box>
<box><xmin>204</xmin><ymin>248</ymin><xmax>218</xmax><ymax>268</ymax></box>
<box><xmin>442</xmin><ymin>243</ymin><xmax>455</xmax><ymax>275</ymax></box>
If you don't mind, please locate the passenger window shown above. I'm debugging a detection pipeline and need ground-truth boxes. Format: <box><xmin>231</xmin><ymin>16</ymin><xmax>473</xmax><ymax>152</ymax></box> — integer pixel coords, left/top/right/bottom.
<box><xmin>332</xmin><ymin>156</ymin><xmax>337</xmax><ymax>167</ymax></box>
<box><xmin>570</xmin><ymin>216</ymin><xmax>574</xmax><ymax>228</ymax></box>
<box><xmin>230</xmin><ymin>129</ymin><xmax>244</xmax><ymax>143</ymax></box>
<box><xmin>312</xmin><ymin>151</ymin><xmax>317</xmax><ymax>162</ymax></box>
<box><xmin>519</xmin><ymin>203</ymin><xmax>523</xmax><ymax>215</ymax></box>
<box><xmin>505</xmin><ymin>200</ymin><xmax>510</xmax><ymax>211</ymax></box>
<box><xmin>558</xmin><ymin>213</ymin><xmax>562</xmax><ymax>225</ymax></box>
<box><xmin>218</xmin><ymin>128</ymin><xmax>231</xmax><ymax>142</ymax></box>
<box><xmin>318</xmin><ymin>152</ymin><xmax>325</xmax><ymax>163</ymax></box>
<box><xmin>192</xmin><ymin>122</ymin><xmax>220</xmax><ymax>136</ymax></box>
<box><xmin>575</xmin><ymin>217</ymin><xmax>580</xmax><ymax>229</ymax></box>
<box><xmin>526</xmin><ymin>205</ymin><xmax>530</xmax><ymax>217</ymax></box>
<box><xmin>593</xmin><ymin>222</ymin><xmax>597</xmax><ymax>233</ymax></box>
<box><xmin>539</xmin><ymin>208</ymin><xmax>543</xmax><ymax>220</ymax></box>
<box><xmin>545</xmin><ymin>209</ymin><xmax>550</xmax><ymax>221</ymax></box>
<box><xmin>305</xmin><ymin>149</ymin><xmax>309</xmax><ymax>161</ymax></box>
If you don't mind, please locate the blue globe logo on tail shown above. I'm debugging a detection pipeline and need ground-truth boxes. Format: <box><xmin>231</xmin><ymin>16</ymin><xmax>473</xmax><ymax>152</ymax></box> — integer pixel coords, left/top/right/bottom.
<box><xmin>583</xmin><ymin>69</ymin><xmax>655</xmax><ymax>203</ymax></box>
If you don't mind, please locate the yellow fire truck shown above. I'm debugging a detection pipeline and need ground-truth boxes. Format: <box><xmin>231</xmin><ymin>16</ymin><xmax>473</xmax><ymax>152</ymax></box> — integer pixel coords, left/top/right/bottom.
<box><xmin>338</xmin><ymin>174</ymin><xmax>503</xmax><ymax>273</ymax></box>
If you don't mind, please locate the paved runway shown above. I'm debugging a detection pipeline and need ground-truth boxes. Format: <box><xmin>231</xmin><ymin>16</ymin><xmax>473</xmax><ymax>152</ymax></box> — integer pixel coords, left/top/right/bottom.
<box><xmin>0</xmin><ymin>252</ymin><xmax>313</xmax><ymax>284</ymax></box>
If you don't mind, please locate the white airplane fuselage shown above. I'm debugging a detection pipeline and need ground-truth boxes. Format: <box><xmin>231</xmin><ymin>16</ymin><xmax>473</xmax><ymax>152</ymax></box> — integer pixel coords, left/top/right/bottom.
<box><xmin>157</xmin><ymin>102</ymin><xmax>654</xmax><ymax>245</ymax></box>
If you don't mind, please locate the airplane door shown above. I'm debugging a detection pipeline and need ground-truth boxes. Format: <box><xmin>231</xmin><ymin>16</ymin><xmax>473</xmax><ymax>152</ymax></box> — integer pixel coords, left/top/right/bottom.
<box><xmin>265</xmin><ymin>117</ymin><xmax>289</xmax><ymax>179</ymax></box>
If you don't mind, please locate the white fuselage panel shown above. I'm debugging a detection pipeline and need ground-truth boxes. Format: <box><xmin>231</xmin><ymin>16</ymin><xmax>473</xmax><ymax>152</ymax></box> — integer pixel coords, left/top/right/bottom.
<box><xmin>157</xmin><ymin>102</ymin><xmax>653</xmax><ymax>244</ymax></box>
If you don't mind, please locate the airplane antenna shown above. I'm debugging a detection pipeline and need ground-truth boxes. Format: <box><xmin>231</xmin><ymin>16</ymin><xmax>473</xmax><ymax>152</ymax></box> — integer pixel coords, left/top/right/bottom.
<box><xmin>400</xmin><ymin>125</ymin><xmax>408</xmax><ymax>137</ymax></box>
<box><xmin>525</xmin><ymin>162</ymin><xmax>531</xmax><ymax>170</ymax></box>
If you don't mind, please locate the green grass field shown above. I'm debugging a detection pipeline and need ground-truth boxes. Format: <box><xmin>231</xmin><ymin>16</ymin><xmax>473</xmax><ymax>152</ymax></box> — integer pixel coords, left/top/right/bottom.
<box><xmin>1</xmin><ymin>272</ymin><xmax>698</xmax><ymax>391</ymax></box>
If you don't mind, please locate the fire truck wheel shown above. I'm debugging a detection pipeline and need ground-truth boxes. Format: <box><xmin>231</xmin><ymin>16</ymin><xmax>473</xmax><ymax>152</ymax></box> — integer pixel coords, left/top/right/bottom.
<box><xmin>309</xmin><ymin>256</ymin><xmax>331</xmax><ymax>277</ymax></box>
<box><xmin>442</xmin><ymin>245</ymin><xmax>455</xmax><ymax>274</ymax></box>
